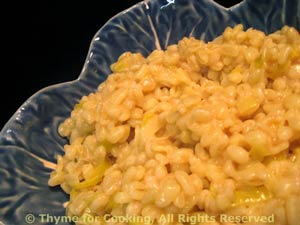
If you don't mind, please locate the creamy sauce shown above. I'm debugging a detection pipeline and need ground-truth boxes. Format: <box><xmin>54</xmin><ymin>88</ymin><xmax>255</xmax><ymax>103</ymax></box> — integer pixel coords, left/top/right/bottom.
<box><xmin>63</xmin><ymin>201</ymin><xmax>69</xmax><ymax>208</ymax></box>
<box><xmin>27</xmin><ymin>152</ymin><xmax>56</xmax><ymax>170</ymax></box>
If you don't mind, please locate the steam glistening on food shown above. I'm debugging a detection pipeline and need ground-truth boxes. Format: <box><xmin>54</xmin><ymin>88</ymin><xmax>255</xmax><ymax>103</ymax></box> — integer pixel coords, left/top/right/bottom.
<box><xmin>48</xmin><ymin>25</ymin><xmax>300</xmax><ymax>225</ymax></box>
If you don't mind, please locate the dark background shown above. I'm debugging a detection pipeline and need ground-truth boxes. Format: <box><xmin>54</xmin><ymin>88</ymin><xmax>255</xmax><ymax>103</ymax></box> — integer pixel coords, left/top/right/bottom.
<box><xmin>2</xmin><ymin>0</ymin><xmax>241</xmax><ymax>129</ymax></box>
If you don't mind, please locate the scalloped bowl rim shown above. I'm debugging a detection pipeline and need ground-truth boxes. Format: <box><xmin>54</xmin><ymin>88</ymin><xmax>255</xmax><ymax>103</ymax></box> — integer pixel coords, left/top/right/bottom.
<box><xmin>0</xmin><ymin>0</ymin><xmax>247</xmax><ymax>134</ymax></box>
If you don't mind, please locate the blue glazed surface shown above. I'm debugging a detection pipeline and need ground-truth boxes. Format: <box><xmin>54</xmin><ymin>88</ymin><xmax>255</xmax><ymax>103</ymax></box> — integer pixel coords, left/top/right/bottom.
<box><xmin>0</xmin><ymin>0</ymin><xmax>299</xmax><ymax>224</ymax></box>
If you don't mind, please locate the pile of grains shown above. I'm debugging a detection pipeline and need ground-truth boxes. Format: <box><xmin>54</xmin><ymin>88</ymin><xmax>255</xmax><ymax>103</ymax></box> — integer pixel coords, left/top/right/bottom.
<box><xmin>49</xmin><ymin>25</ymin><xmax>300</xmax><ymax>225</ymax></box>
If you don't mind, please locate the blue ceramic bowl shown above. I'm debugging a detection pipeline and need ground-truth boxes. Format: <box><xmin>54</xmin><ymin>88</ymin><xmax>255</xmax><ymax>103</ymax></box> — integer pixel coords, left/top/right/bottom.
<box><xmin>0</xmin><ymin>0</ymin><xmax>299</xmax><ymax>224</ymax></box>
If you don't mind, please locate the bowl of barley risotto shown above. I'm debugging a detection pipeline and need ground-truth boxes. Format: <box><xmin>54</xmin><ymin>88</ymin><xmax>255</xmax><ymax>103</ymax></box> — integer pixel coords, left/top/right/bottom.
<box><xmin>0</xmin><ymin>0</ymin><xmax>300</xmax><ymax>225</ymax></box>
